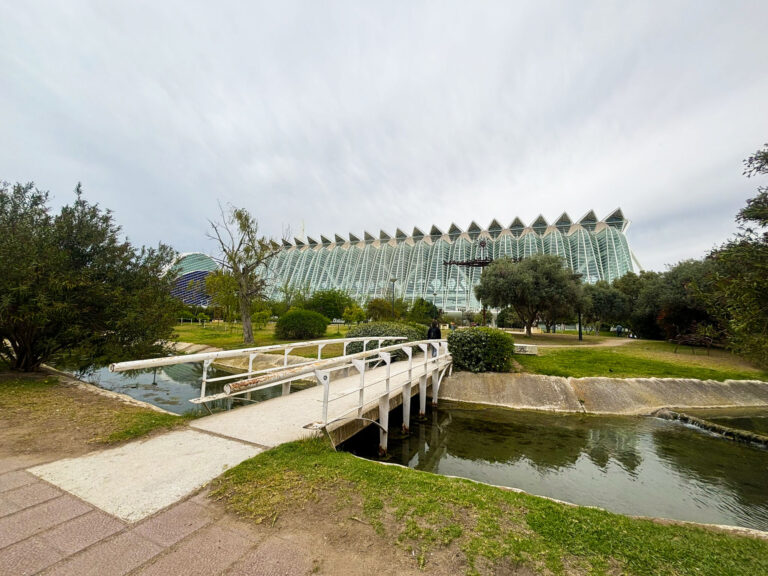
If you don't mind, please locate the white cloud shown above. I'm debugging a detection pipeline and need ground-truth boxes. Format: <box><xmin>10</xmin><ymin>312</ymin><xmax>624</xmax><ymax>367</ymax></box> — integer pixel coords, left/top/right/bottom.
<box><xmin>1</xmin><ymin>1</ymin><xmax>765</xmax><ymax>269</ymax></box>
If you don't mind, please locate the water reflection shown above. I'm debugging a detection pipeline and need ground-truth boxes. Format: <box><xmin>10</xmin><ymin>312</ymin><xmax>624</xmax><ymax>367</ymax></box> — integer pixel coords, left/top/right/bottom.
<box><xmin>80</xmin><ymin>364</ymin><xmax>301</xmax><ymax>414</ymax></box>
<box><xmin>342</xmin><ymin>402</ymin><xmax>768</xmax><ymax>530</ymax></box>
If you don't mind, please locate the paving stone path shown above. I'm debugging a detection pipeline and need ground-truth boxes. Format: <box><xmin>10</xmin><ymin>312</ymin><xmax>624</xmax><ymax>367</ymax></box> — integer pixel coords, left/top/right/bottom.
<box><xmin>0</xmin><ymin>457</ymin><xmax>314</xmax><ymax>575</ymax></box>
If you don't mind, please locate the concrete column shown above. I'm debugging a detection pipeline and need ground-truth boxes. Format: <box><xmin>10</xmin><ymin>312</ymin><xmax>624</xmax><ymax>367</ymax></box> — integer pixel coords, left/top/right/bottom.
<box><xmin>402</xmin><ymin>382</ymin><xmax>412</xmax><ymax>433</ymax></box>
<box><xmin>419</xmin><ymin>374</ymin><xmax>427</xmax><ymax>417</ymax></box>
<box><xmin>378</xmin><ymin>395</ymin><xmax>389</xmax><ymax>456</ymax></box>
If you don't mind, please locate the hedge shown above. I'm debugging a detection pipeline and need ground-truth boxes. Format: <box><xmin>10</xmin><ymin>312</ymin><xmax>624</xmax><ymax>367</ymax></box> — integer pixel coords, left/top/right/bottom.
<box><xmin>275</xmin><ymin>309</ymin><xmax>330</xmax><ymax>340</ymax></box>
<box><xmin>447</xmin><ymin>327</ymin><xmax>515</xmax><ymax>373</ymax></box>
<box><xmin>345</xmin><ymin>322</ymin><xmax>428</xmax><ymax>359</ymax></box>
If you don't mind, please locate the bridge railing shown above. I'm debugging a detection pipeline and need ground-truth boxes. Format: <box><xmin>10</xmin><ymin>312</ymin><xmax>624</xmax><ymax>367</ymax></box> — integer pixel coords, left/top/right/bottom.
<box><xmin>313</xmin><ymin>339</ymin><xmax>451</xmax><ymax>453</ymax></box>
<box><xmin>315</xmin><ymin>340</ymin><xmax>451</xmax><ymax>427</ymax></box>
<box><xmin>109</xmin><ymin>336</ymin><xmax>406</xmax><ymax>405</ymax></box>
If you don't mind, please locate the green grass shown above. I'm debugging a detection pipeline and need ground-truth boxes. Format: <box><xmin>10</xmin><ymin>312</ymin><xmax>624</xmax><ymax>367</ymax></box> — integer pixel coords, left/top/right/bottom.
<box><xmin>506</xmin><ymin>332</ymin><xmax>609</xmax><ymax>346</ymax></box>
<box><xmin>0</xmin><ymin>374</ymin><xmax>192</xmax><ymax>445</ymax></box>
<box><xmin>211</xmin><ymin>438</ymin><xmax>768</xmax><ymax>575</ymax></box>
<box><xmin>173</xmin><ymin>322</ymin><xmax>351</xmax><ymax>358</ymax></box>
<box><xmin>515</xmin><ymin>340</ymin><xmax>768</xmax><ymax>381</ymax></box>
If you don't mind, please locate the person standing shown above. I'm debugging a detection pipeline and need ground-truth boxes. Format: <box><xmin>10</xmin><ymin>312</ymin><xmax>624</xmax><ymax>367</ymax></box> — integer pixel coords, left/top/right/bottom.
<box><xmin>427</xmin><ymin>319</ymin><xmax>442</xmax><ymax>357</ymax></box>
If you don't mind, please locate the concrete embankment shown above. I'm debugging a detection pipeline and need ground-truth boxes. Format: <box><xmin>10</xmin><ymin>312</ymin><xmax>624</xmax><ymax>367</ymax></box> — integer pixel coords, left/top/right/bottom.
<box><xmin>439</xmin><ymin>372</ymin><xmax>768</xmax><ymax>415</ymax></box>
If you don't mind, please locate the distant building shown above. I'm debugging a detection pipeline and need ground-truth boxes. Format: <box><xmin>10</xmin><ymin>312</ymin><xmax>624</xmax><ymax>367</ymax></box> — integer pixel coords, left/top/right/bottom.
<box><xmin>266</xmin><ymin>209</ymin><xmax>637</xmax><ymax>312</ymax></box>
<box><xmin>170</xmin><ymin>252</ymin><xmax>219</xmax><ymax>306</ymax></box>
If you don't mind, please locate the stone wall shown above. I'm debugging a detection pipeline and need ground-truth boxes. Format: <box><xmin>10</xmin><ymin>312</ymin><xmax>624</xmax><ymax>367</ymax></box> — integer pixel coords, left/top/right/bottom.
<box><xmin>439</xmin><ymin>372</ymin><xmax>768</xmax><ymax>415</ymax></box>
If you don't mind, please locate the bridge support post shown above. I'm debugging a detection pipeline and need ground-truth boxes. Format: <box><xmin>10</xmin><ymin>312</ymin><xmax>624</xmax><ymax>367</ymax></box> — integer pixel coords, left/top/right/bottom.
<box><xmin>378</xmin><ymin>395</ymin><xmax>389</xmax><ymax>456</ymax></box>
<box><xmin>282</xmin><ymin>382</ymin><xmax>290</xmax><ymax>396</ymax></box>
<box><xmin>431</xmin><ymin>343</ymin><xmax>440</xmax><ymax>407</ymax></box>
<box><xmin>419</xmin><ymin>375</ymin><xmax>427</xmax><ymax>418</ymax></box>
<box><xmin>402</xmin><ymin>346</ymin><xmax>413</xmax><ymax>433</ymax></box>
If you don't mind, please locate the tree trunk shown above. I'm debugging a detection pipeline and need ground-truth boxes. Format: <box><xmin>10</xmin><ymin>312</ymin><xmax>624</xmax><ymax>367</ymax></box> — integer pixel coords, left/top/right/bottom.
<box><xmin>237</xmin><ymin>278</ymin><xmax>254</xmax><ymax>345</ymax></box>
<box><xmin>525</xmin><ymin>322</ymin><xmax>532</xmax><ymax>337</ymax></box>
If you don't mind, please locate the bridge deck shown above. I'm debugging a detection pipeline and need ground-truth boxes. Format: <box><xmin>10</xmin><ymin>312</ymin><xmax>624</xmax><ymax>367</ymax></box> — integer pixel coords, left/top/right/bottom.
<box><xmin>191</xmin><ymin>352</ymin><xmax>449</xmax><ymax>447</ymax></box>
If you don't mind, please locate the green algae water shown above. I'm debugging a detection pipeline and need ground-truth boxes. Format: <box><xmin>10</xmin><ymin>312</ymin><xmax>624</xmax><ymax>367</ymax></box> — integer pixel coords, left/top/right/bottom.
<box><xmin>341</xmin><ymin>402</ymin><xmax>768</xmax><ymax>531</ymax></box>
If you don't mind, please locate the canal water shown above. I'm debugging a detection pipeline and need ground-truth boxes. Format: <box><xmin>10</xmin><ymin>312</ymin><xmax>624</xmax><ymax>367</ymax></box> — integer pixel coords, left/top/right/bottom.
<box><xmin>77</xmin><ymin>364</ymin><xmax>298</xmax><ymax>414</ymax></box>
<box><xmin>340</xmin><ymin>401</ymin><xmax>768</xmax><ymax>531</ymax></box>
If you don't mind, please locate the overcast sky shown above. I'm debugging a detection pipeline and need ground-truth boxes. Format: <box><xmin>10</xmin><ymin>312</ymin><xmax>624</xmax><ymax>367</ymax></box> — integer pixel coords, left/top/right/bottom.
<box><xmin>2</xmin><ymin>1</ymin><xmax>766</xmax><ymax>271</ymax></box>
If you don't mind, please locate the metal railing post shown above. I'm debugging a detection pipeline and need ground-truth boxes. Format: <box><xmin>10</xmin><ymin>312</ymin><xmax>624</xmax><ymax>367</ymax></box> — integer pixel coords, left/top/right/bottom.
<box><xmin>200</xmin><ymin>359</ymin><xmax>213</xmax><ymax>399</ymax></box>
<box><xmin>317</xmin><ymin>343</ymin><xmax>326</xmax><ymax>360</ymax></box>
<box><xmin>351</xmin><ymin>358</ymin><xmax>366</xmax><ymax>418</ymax></box>
<box><xmin>315</xmin><ymin>369</ymin><xmax>331</xmax><ymax>425</ymax></box>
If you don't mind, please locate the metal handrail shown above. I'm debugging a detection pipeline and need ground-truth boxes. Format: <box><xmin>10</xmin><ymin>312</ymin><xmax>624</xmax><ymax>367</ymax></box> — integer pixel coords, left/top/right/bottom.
<box><xmin>315</xmin><ymin>340</ymin><xmax>450</xmax><ymax>428</ymax></box>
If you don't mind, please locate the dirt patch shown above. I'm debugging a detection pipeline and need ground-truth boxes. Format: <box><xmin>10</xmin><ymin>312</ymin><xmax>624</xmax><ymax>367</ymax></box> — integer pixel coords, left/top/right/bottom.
<box><xmin>221</xmin><ymin>485</ymin><xmax>467</xmax><ymax>575</ymax></box>
<box><xmin>0</xmin><ymin>371</ymin><xmax>186</xmax><ymax>460</ymax></box>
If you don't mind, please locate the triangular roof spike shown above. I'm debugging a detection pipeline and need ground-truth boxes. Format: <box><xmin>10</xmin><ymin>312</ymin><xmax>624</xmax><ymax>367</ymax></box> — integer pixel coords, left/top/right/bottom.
<box><xmin>429</xmin><ymin>225</ymin><xmax>444</xmax><ymax>242</ymax></box>
<box><xmin>604</xmin><ymin>208</ymin><xmax>626</xmax><ymax>230</ymax></box>
<box><xmin>487</xmin><ymin>219</ymin><xmax>503</xmax><ymax>239</ymax></box>
<box><xmin>578</xmin><ymin>210</ymin><xmax>598</xmax><ymax>231</ymax></box>
<box><xmin>363</xmin><ymin>231</ymin><xmax>375</xmax><ymax>244</ymax></box>
<box><xmin>320</xmin><ymin>235</ymin><xmax>332</xmax><ymax>246</ymax></box>
<box><xmin>334</xmin><ymin>234</ymin><xmax>346</xmax><ymax>244</ymax></box>
<box><xmin>531</xmin><ymin>215</ymin><xmax>548</xmax><ymax>235</ymax></box>
<box><xmin>282</xmin><ymin>239</ymin><xmax>293</xmax><ymax>248</ymax></box>
<box><xmin>270</xmin><ymin>240</ymin><xmax>281</xmax><ymax>250</ymax></box>
<box><xmin>554</xmin><ymin>212</ymin><xmax>572</xmax><ymax>233</ymax></box>
<box><xmin>467</xmin><ymin>221</ymin><xmax>482</xmax><ymax>240</ymax></box>
<box><xmin>395</xmin><ymin>228</ymin><xmax>408</xmax><ymax>240</ymax></box>
<box><xmin>294</xmin><ymin>237</ymin><xmax>305</xmax><ymax>247</ymax></box>
<box><xmin>448</xmin><ymin>223</ymin><xmax>463</xmax><ymax>240</ymax></box>
<box><xmin>412</xmin><ymin>227</ymin><xmax>425</xmax><ymax>241</ymax></box>
<box><xmin>306</xmin><ymin>236</ymin><xmax>318</xmax><ymax>247</ymax></box>
<box><xmin>508</xmin><ymin>217</ymin><xmax>525</xmax><ymax>237</ymax></box>
<box><xmin>379</xmin><ymin>230</ymin><xmax>391</xmax><ymax>241</ymax></box>
<box><xmin>349</xmin><ymin>233</ymin><xmax>360</xmax><ymax>243</ymax></box>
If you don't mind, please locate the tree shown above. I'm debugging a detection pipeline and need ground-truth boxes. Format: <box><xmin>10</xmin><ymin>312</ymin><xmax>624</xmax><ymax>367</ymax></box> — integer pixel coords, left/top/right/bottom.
<box><xmin>0</xmin><ymin>182</ymin><xmax>179</xmax><ymax>371</ymax></box>
<box><xmin>342</xmin><ymin>303</ymin><xmax>366</xmax><ymax>325</ymax></box>
<box><xmin>582</xmin><ymin>281</ymin><xmax>629</xmax><ymax>335</ymax></box>
<box><xmin>475</xmin><ymin>254</ymin><xmax>582</xmax><ymax>337</ymax></box>
<box><xmin>305</xmin><ymin>289</ymin><xmax>354</xmax><ymax>321</ymax></box>
<box><xmin>205</xmin><ymin>270</ymin><xmax>239</xmax><ymax>321</ymax></box>
<box><xmin>705</xmin><ymin>143</ymin><xmax>768</xmax><ymax>366</ymax></box>
<box><xmin>365</xmin><ymin>297</ymin><xmax>408</xmax><ymax>321</ymax></box>
<box><xmin>208</xmin><ymin>204</ymin><xmax>281</xmax><ymax>345</ymax></box>
<box><xmin>407</xmin><ymin>298</ymin><xmax>439</xmax><ymax>325</ymax></box>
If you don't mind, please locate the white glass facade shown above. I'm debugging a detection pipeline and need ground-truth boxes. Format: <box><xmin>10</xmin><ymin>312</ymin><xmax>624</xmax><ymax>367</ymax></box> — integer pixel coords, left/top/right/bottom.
<box><xmin>266</xmin><ymin>209</ymin><xmax>634</xmax><ymax>312</ymax></box>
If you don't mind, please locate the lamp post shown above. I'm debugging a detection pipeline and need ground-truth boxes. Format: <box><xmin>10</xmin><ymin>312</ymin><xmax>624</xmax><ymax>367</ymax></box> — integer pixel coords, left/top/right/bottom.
<box><xmin>390</xmin><ymin>277</ymin><xmax>397</xmax><ymax>319</ymax></box>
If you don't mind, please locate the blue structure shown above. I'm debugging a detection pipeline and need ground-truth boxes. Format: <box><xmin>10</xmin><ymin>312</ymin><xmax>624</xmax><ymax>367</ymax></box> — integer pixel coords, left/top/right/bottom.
<box><xmin>170</xmin><ymin>253</ymin><xmax>219</xmax><ymax>306</ymax></box>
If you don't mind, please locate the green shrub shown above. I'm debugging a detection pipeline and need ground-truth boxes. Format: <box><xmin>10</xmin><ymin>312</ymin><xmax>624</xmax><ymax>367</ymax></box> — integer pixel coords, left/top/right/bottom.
<box><xmin>275</xmin><ymin>309</ymin><xmax>330</xmax><ymax>340</ymax></box>
<box><xmin>447</xmin><ymin>327</ymin><xmax>515</xmax><ymax>373</ymax></box>
<box><xmin>196</xmin><ymin>312</ymin><xmax>210</xmax><ymax>323</ymax></box>
<box><xmin>345</xmin><ymin>322</ymin><xmax>428</xmax><ymax>359</ymax></box>
<box><xmin>251</xmin><ymin>310</ymin><xmax>271</xmax><ymax>330</ymax></box>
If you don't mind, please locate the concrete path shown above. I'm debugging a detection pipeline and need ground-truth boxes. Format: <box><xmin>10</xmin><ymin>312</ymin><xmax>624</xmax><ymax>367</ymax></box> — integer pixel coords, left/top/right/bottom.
<box><xmin>0</xmin><ymin>460</ymin><xmax>315</xmax><ymax>575</ymax></box>
<box><xmin>29</xmin><ymin>430</ymin><xmax>261</xmax><ymax>522</ymax></box>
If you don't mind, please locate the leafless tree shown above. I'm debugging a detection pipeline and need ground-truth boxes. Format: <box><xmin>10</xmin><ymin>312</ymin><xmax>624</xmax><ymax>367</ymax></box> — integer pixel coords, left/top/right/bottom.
<box><xmin>208</xmin><ymin>203</ymin><xmax>282</xmax><ymax>344</ymax></box>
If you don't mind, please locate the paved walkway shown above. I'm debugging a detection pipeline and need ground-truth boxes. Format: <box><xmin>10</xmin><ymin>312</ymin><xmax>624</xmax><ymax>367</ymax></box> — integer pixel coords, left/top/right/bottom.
<box><xmin>0</xmin><ymin>458</ymin><xmax>315</xmax><ymax>575</ymax></box>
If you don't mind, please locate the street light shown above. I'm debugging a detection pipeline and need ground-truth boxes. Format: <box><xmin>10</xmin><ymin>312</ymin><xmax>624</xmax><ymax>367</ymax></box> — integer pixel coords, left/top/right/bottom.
<box><xmin>390</xmin><ymin>277</ymin><xmax>397</xmax><ymax>318</ymax></box>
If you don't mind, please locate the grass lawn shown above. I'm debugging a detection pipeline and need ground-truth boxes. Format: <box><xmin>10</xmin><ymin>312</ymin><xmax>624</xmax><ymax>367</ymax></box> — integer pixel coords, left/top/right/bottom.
<box><xmin>515</xmin><ymin>339</ymin><xmax>768</xmax><ymax>381</ymax></box>
<box><xmin>506</xmin><ymin>332</ymin><xmax>609</xmax><ymax>346</ymax></box>
<box><xmin>0</xmin><ymin>373</ymin><xmax>192</xmax><ymax>448</ymax></box>
<box><xmin>173</xmin><ymin>321</ymin><xmax>351</xmax><ymax>358</ymax></box>
<box><xmin>212</xmin><ymin>438</ymin><xmax>768</xmax><ymax>575</ymax></box>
